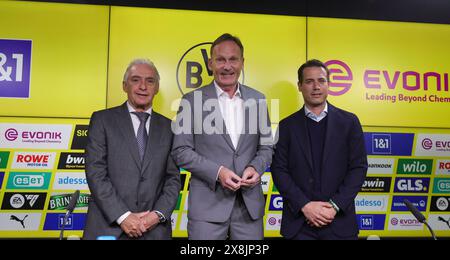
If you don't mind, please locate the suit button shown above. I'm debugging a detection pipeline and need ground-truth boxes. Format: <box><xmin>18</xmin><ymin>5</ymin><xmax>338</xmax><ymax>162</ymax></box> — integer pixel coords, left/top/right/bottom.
<box><xmin>309</xmin><ymin>178</ymin><xmax>314</xmax><ymax>184</ymax></box>
<box><xmin>140</xmin><ymin>177</ymin><xmax>145</xmax><ymax>182</ymax></box>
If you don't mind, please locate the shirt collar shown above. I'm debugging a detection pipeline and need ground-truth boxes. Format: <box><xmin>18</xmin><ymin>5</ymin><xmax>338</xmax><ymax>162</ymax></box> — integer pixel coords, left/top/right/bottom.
<box><xmin>214</xmin><ymin>81</ymin><xmax>241</xmax><ymax>98</ymax></box>
<box><xmin>304</xmin><ymin>103</ymin><xmax>328</xmax><ymax>121</ymax></box>
<box><xmin>126</xmin><ymin>101</ymin><xmax>152</xmax><ymax>115</ymax></box>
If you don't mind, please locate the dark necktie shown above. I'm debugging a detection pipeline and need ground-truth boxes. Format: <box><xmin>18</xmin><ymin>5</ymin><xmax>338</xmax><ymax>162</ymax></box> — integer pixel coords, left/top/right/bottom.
<box><xmin>132</xmin><ymin>112</ymin><xmax>150</xmax><ymax>162</ymax></box>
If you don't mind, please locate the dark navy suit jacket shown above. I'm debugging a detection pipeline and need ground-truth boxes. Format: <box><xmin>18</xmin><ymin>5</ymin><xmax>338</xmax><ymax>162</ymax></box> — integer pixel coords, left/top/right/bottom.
<box><xmin>271</xmin><ymin>103</ymin><xmax>368</xmax><ymax>239</ymax></box>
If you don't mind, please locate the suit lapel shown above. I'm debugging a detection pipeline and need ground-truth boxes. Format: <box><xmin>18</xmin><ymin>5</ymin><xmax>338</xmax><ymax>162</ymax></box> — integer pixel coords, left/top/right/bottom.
<box><xmin>142</xmin><ymin>111</ymin><xmax>162</xmax><ymax>173</ymax></box>
<box><xmin>203</xmin><ymin>83</ymin><xmax>235</xmax><ymax>151</ymax></box>
<box><xmin>116</xmin><ymin>103</ymin><xmax>141</xmax><ymax>169</ymax></box>
<box><xmin>321</xmin><ymin>103</ymin><xmax>336</xmax><ymax>173</ymax></box>
<box><xmin>235</xmin><ymin>85</ymin><xmax>251</xmax><ymax>153</ymax></box>
<box><xmin>292</xmin><ymin>109</ymin><xmax>313</xmax><ymax>171</ymax></box>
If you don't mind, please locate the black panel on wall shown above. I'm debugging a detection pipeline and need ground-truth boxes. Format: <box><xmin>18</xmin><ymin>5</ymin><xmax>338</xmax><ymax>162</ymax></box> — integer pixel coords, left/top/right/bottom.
<box><xmin>23</xmin><ymin>0</ymin><xmax>450</xmax><ymax>24</ymax></box>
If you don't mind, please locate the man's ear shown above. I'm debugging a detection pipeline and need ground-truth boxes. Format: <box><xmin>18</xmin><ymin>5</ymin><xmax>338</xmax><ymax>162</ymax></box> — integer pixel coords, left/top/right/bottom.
<box><xmin>207</xmin><ymin>58</ymin><xmax>212</xmax><ymax>71</ymax></box>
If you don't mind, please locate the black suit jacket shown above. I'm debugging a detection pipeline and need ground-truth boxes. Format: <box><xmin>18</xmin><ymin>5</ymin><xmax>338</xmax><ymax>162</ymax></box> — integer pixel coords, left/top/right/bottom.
<box><xmin>271</xmin><ymin>103</ymin><xmax>368</xmax><ymax>238</ymax></box>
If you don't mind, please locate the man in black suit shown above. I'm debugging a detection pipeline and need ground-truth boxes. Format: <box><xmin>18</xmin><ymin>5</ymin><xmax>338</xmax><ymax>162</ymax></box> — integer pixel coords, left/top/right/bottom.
<box><xmin>271</xmin><ymin>59</ymin><xmax>368</xmax><ymax>240</ymax></box>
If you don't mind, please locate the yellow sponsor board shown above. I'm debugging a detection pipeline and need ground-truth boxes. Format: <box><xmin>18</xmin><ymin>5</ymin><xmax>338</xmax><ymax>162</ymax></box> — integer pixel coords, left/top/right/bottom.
<box><xmin>308</xmin><ymin>17</ymin><xmax>450</xmax><ymax>128</ymax></box>
<box><xmin>108</xmin><ymin>7</ymin><xmax>306</xmax><ymax>121</ymax></box>
<box><xmin>0</xmin><ymin>1</ymin><xmax>109</xmax><ymax>118</ymax></box>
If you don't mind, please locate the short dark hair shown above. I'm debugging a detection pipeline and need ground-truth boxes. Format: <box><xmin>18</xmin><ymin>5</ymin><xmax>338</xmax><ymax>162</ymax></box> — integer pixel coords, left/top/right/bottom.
<box><xmin>210</xmin><ymin>33</ymin><xmax>244</xmax><ymax>57</ymax></box>
<box><xmin>298</xmin><ymin>59</ymin><xmax>330</xmax><ymax>83</ymax></box>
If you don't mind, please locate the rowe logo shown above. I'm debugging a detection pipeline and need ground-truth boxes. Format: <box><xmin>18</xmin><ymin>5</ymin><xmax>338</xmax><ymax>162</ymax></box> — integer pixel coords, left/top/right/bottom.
<box><xmin>12</xmin><ymin>152</ymin><xmax>56</xmax><ymax>169</ymax></box>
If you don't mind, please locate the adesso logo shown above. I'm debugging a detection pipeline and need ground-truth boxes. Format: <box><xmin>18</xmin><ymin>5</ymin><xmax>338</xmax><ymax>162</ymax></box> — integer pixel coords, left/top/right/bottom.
<box><xmin>0</xmin><ymin>39</ymin><xmax>32</xmax><ymax>98</ymax></box>
<box><xmin>355</xmin><ymin>195</ymin><xmax>388</xmax><ymax>212</ymax></box>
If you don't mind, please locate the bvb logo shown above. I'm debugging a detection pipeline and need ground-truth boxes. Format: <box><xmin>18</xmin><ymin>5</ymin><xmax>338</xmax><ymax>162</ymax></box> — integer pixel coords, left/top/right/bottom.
<box><xmin>176</xmin><ymin>42</ymin><xmax>245</xmax><ymax>95</ymax></box>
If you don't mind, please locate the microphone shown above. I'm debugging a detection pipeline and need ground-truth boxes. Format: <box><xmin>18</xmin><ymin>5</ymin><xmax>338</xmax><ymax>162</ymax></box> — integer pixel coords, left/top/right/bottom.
<box><xmin>403</xmin><ymin>199</ymin><xmax>437</xmax><ymax>240</ymax></box>
<box><xmin>60</xmin><ymin>190</ymin><xmax>80</xmax><ymax>240</ymax></box>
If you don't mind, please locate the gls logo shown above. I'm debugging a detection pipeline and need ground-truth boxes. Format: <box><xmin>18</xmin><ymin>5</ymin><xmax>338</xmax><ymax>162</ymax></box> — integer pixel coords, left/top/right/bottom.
<box><xmin>176</xmin><ymin>42</ymin><xmax>245</xmax><ymax>95</ymax></box>
<box><xmin>394</xmin><ymin>177</ymin><xmax>430</xmax><ymax>193</ymax></box>
<box><xmin>269</xmin><ymin>195</ymin><xmax>283</xmax><ymax>211</ymax></box>
<box><xmin>0</xmin><ymin>39</ymin><xmax>32</xmax><ymax>98</ymax></box>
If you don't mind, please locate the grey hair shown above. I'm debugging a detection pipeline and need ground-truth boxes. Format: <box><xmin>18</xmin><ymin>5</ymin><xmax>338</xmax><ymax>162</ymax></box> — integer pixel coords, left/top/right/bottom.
<box><xmin>122</xmin><ymin>58</ymin><xmax>160</xmax><ymax>83</ymax></box>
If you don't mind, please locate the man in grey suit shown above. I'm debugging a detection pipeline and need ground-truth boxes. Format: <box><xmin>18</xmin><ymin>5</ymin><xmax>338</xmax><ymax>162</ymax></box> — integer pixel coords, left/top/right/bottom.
<box><xmin>83</xmin><ymin>59</ymin><xmax>180</xmax><ymax>240</ymax></box>
<box><xmin>172</xmin><ymin>33</ymin><xmax>273</xmax><ymax>240</ymax></box>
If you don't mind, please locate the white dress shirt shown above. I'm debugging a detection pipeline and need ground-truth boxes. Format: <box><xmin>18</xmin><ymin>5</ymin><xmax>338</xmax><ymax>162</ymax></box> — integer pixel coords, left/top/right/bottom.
<box><xmin>117</xmin><ymin>102</ymin><xmax>153</xmax><ymax>225</ymax></box>
<box><xmin>214</xmin><ymin>81</ymin><xmax>244</xmax><ymax>149</ymax></box>
<box><xmin>304</xmin><ymin>102</ymin><xmax>328</xmax><ymax>122</ymax></box>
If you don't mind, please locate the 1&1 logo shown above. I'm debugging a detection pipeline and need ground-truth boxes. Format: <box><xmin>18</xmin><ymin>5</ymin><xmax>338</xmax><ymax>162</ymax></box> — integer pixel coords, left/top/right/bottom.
<box><xmin>176</xmin><ymin>42</ymin><xmax>245</xmax><ymax>95</ymax></box>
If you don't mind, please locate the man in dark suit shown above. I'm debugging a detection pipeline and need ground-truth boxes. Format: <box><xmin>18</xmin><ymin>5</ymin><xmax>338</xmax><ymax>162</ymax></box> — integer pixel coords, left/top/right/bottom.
<box><xmin>271</xmin><ymin>59</ymin><xmax>368</xmax><ymax>240</ymax></box>
<box><xmin>83</xmin><ymin>59</ymin><xmax>180</xmax><ymax>240</ymax></box>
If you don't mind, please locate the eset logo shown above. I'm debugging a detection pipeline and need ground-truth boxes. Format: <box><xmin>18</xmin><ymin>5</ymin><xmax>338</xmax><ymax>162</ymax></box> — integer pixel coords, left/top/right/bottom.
<box><xmin>5</xmin><ymin>128</ymin><xmax>18</xmax><ymax>141</ymax></box>
<box><xmin>324</xmin><ymin>60</ymin><xmax>353</xmax><ymax>96</ymax></box>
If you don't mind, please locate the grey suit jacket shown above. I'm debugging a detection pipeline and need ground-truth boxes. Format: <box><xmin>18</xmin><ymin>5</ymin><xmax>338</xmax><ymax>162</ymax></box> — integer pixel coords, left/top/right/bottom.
<box><xmin>171</xmin><ymin>83</ymin><xmax>273</xmax><ymax>222</ymax></box>
<box><xmin>83</xmin><ymin>103</ymin><xmax>180</xmax><ymax>240</ymax></box>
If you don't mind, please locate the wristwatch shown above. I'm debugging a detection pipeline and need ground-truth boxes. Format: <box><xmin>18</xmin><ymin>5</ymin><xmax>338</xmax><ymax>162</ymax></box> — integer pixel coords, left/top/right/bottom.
<box><xmin>155</xmin><ymin>211</ymin><xmax>166</xmax><ymax>223</ymax></box>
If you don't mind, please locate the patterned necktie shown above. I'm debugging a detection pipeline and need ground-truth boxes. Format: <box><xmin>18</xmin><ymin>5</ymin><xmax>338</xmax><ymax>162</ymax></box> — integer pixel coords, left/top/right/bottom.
<box><xmin>132</xmin><ymin>112</ymin><xmax>150</xmax><ymax>162</ymax></box>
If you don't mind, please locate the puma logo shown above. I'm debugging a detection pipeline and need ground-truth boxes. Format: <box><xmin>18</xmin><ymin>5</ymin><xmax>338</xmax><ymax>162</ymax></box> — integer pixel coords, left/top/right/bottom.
<box><xmin>438</xmin><ymin>216</ymin><xmax>450</xmax><ymax>229</ymax></box>
<box><xmin>10</xmin><ymin>215</ymin><xmax>28</xmax><ymax>229</ymax></box>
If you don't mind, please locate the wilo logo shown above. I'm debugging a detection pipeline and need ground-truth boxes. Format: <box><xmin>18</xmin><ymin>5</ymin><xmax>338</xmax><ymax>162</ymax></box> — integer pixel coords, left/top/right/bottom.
<box><xmin>397</xmin><ymin>159</ymin><xmax>432</xmax><ymax>175</ymax></box>
<box><xmin>6</xmin><ymin>172</ymin><xmax>51</xmax><ymax>190</ymax></box>
<box><xmin>324</xmin><ymin>60</ymin><xmax>353</xmax><ymax>96</ymax></box>
<box><xmin>12</xmin><ymin>152</ymin><xmax>56</xmax><ymax>169</ymax></box>
<box><xmin>176</xmin><ymin>42</ymin><xmax>245</xmax><ymax>95</ymax></box>
<box><xmin>0</xmin><ymin>39</ymin><xmax>32</xmax><ymax>98</ymax></box>
<box><xmin>0</xmin><ymin>151</ymin><xmax>9</xmax><ymax>169</ymax></box>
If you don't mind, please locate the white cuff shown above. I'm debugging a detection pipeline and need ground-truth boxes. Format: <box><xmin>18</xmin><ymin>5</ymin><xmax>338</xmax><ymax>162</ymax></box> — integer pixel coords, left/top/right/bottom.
<box><xmin>116</xmin><ymin>211</ymin><xmax>131</xmax><ymax>225</ymax></box>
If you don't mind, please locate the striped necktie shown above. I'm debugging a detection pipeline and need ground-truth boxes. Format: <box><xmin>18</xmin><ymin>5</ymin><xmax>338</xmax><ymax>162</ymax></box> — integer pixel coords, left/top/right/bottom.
<box><xmin>132</xmin><ymin>112</ymin><xmax>150</xmax><ymax>162</ymax></box>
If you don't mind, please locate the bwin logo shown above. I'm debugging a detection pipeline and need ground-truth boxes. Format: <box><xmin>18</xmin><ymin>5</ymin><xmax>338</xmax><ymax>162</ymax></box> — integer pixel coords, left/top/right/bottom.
<box><xmin>176</xmin><ymin>42</ymin><xmax>245</xmax><ymax>95</ymax></box>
